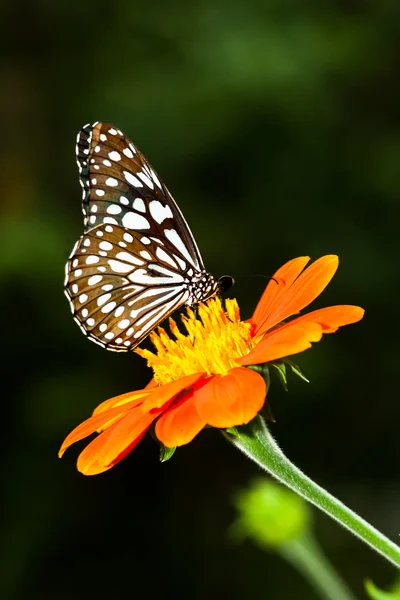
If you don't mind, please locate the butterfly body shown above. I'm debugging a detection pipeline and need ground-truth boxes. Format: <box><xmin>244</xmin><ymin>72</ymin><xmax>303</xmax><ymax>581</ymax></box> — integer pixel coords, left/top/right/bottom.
<box><xmin>65</xmin><ymin>122</ymin><xmax>233</xmax><ymax>352</ymax></box>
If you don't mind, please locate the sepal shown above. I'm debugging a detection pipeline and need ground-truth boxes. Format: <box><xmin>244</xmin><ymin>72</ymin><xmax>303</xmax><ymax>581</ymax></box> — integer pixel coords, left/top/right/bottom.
<box><xmin>270</xmin><ymin>361</ymin><xmax>288</xmax><ymax>391</ymax></box>
<box><xmin>283</xmin><ymin>358</ymin><xmax>310</xmax><ymax>383</ymax></box>
<box><xmin>159</xmin><ymin>444</ymin><xmax>176</xmax><ymax>462</ymax></box>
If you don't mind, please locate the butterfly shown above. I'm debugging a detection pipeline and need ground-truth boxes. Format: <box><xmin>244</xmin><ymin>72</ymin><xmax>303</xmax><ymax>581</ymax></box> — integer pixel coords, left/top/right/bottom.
<box><xmin>64</xmin><ymin>122</ymin><xmax>234</xmax><ymax>352</ymax></box>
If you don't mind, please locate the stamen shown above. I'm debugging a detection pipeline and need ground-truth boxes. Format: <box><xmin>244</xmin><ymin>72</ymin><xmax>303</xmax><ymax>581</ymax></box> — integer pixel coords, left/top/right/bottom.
<box><xmin>136</xmin><ymin>298</ymin><xmax>254</xmax><ymax>385</ymax></box>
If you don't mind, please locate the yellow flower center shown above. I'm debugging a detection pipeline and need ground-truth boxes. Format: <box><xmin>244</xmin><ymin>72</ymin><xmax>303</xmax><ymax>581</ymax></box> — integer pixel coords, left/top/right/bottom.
<box><xmin>135</xmin><ymin>298</ymin><xmax>255</xmax><ymax>385</ymax></box>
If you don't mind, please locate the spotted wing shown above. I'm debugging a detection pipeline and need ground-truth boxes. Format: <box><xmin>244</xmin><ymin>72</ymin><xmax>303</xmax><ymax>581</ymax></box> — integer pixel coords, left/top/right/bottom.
<box><xmin>76</xmin><ymin>121</ymin><xmax>203</xmax><ymax>273</ymax></box>
<box><xmin>65</xmin><ymin>224</ymin><xmax>193</xmax><ymax>352</ymax></box>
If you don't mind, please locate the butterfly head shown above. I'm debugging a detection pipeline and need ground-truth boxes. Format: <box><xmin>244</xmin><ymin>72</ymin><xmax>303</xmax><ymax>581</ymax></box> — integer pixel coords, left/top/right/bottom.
<box><xmin>216</xmin><ymin>275</ymin><xmax>235</xmax><ymax>297</ymax></box>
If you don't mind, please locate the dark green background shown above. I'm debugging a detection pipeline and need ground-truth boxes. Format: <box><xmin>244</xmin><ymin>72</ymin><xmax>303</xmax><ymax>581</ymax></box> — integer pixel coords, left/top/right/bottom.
<box><xmin>1</xmin><ymin>1</ymin><xmax>399</xmax><ymax>598</ymax></box>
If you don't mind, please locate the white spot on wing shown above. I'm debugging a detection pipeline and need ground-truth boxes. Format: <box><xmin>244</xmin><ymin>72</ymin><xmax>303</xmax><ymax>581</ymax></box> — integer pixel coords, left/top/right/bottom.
<box><xmin>97</xmin><ymin>293</ymin><xmax>111</xmax><ymax>306</ymax></box>
<box><xmin>123</xmin><ymin>171</ymin><xmax>143</xmax><ymax>187</ymax></box>
<box><xmin>99</xmin><ymin>241</ymin><xmax>113</xmax><ymax>251</ymax></box>
<box><xmin>115</xmin><ymin>251</ymin><xmax>144</xmax><ymax>266</ymax></box>
<box><xmin>149</xmin><ymin>200</ymin><xmax>173</xmax><ymax>224</ymax></box>
<box><xmin>133</xmin><ymin>198</ymin><xmax>146</xmax><ymax>213</ymax></box>
<box><xmin>102</xmin><ymin>301</ymin><xmax>117</xmax><ymax>314</ymax></box>
<box><xmin>150</xmin><ymin>169</ymin><xmax>162</xmax><ymax>189</ymax></box>
<box><xmin>107</xmin><ymin>204</ymin><xmax>122</xmax><ymax>215</ymax></box>
<box><xmin>165</xmin><ymin>229</ymin><xmax>198</xmax><ymax>268</ymax></box>
<box><xmin>123</xmin><ymin>232</ymin><xmax>133</xmax><ymax>243</ymax></box>
<box><xmin>174</xmin><ymin>255</ymin><xmax>186</xmax><ymax>270</ymax></box>
<box><xmin>105</xmin><ymin>177</ymin><xmax>118</xmax><ymax>187</ymax></box>
<box><xmin>118</xmin><ymin>319</ymin><xmax>130</xmax><ymax>329</ymax></box>
<box><xmin>156</xmin><ymin>247</ymin><xmax>177</xmax><ymax>269</ymax></box>
<box><xmin>108</xmin><ymin>259</ymin><xmax>134</xmax><ymax>273</ymax></box>
<box><xmin>86</xmin><ymin>255</ymin><xmax>99</xmax><ymax>265</ymax></box>
<box><xmin>123</xmin><ymin>147</ymin><xmax>134</xmax><ymax>159</ymax></box>
<box><xmin>137</xmin><ymin>171</ymin><xmax>154</xmax><ymax>189</ymax></box>
<box><xmin>122</xmin><ymin>212</ymin><xmax>150</xmax><ymax>229</ymax></box>
<box><xmin>109</xmin><ymin>151</ymin><xmax>121</xmax><ymax>162</ymax></box>
<box><xmin>88</xmin><ymin>275</ymin><xmax>102</xmax><ymax>286</ymax></box>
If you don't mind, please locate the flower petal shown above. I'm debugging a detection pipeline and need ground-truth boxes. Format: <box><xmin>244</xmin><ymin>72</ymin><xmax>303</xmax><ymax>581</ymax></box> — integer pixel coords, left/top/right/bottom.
<box><xmin>194</xmin><ymin>367</ymin><xmax>266</xmax><ymax>428</ymax></box>
<box><xmin>93</xmin><ymin>389</ymin><xmax>151</xmax><ymax>415</ymax></box>
<box><xmin>58</xmin><ymin>397</ymin><xmax>144</xmax><ymax>458</ymax></box>
<box><xmin>77</xmin><ymin>409</ymin><xmax>157</xmax><ymax>475</ymax></box>
<box><xmin>141</xmin><ymin>372</ymin><xmax>206</xmax><ymax>412</ymax></box>
<box><xmin>239</xmin><ymin>321</ymin><xmax>323</xmax><ymax>365</ymax></box>
<box><xmin>251</xmin><ymin>256</ymin><xmax>339</xmax><ymax>336</ymax></box>
<box><xmin>251</xmin><ymin>256</ymin><xmax>310</xmax><ymax>333</ymax></box>
<box><xmin>155</xmin><ymin>388</ymin><xmax>207</xmax><ymax>447</ymax></box>
<box><xmin>287</xmin><ymin>305</ymin><xmax>365</xmax><ymax>333</ymax></box>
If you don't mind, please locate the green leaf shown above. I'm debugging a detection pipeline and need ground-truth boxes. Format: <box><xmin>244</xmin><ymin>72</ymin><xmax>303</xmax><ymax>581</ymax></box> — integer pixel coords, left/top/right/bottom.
<box><xmin>365</xmin><ymin>580</ymin><xmax>400</xmax><ymax>600</ymax></box>
<box><xmin>159</xmin><ymin>445</ymin><xmax>176</xmax><ymax>462</ymax></box>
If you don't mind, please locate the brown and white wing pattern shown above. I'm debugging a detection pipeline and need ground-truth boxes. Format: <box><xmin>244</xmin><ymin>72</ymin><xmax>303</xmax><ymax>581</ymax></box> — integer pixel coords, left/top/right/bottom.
<box><xmin>65</xmin><ymin>122</ymin><xmax>226</xmax><ymax>352</ymax></box>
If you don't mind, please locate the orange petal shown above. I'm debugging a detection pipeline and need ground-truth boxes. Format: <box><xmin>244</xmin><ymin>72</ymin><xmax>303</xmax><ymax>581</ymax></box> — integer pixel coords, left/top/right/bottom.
<box><xmin>58</xmin><ymin>397</ymin><xmax>144</xmax><ymax>458</ymax></box>
<box><xmin>77</xmin><ymin>409</ymin><xmax>156</xmax><ymax>475</ymax></box>
<box><xmin>251</xmin><ymin>256</ymin><xmax>310</xmax><ymax>333</ymax></box>
<box><xmin>93</xmin><ymin>389</ymin><xmax>151</xmax><ymax>415</ymax></box>
<box><xmin>155</xmin><ymin>389</ymin><xmax>206</xmax><ymax>447</ymax></box>
<box><xmin>239</xmin><ymin>321</ymin><xmax>323</xmax><ymax>365</ymax></box>
<box><xmin>288</xmin><ymin>305</ymin><xmax>365</xmax><ymax>333</ymax></box>
<box><xmin>252</xmin><ymin>256</ymin><xmax>339</xmax><ymax>336</ymax></box>
<box><xmin>193</xmin><ymin>367</ymin><xmax>266</xmax><ymax>428</ymax></box>
<box><xmin>141</xmin><ymin>372</ymin><xmax>206</xmax><ymax>411</ymax></box>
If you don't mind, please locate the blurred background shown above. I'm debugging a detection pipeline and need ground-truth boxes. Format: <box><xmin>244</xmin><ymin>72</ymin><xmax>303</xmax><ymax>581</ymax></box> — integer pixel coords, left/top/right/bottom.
<box><xmin>1</xmin><ymin>0</ymin><xmax>399</xmax><ymax>598</ymax></box>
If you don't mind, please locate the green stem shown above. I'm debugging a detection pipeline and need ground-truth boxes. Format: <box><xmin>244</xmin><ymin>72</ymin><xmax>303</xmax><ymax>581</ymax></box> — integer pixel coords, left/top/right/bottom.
<box><xmin>223</xmin><ymin>415</ymin><xmax>400</xmax><ymax>568</ymax></box>
<box><xmin>280</xmin><ymin>533</ymin><xmax>357</xmax><ymax>600</ymax></box>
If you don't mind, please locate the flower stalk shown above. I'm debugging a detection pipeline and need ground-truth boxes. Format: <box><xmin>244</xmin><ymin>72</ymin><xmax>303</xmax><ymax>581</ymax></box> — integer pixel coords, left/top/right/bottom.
<box><xmin>224</xmin><ymin>415</ymin><xmax>400</xmax><ymax>568</ymax></box>
<box><xmin>280</xmin><ymin>533</ymin><xmax>357</xmax><ymax>600</ymax></box>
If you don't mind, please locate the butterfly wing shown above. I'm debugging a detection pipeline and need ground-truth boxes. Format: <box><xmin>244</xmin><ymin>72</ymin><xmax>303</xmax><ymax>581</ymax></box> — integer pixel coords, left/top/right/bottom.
<box><xmin>67</xmin><ymin>122</ymin><xmax>218</xmax><ymax>351</ymax></box>
<box><xmin>76</xmin><ymin>122</ymin><xmax>203</xmax><ymax>272</ymax></box>
<box><xmin>65</xmin><ymin>223</ymin><xmax>194</xmax><ymax>351</ymax></box>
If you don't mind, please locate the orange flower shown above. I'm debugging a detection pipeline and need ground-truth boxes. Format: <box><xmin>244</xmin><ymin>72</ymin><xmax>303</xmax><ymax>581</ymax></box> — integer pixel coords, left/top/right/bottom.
<box><xmin>59</xmin><ymin>255</ymin><xmax>364</xmax><ymax>475</ymax></box>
